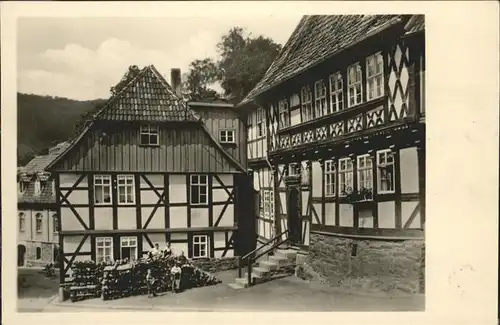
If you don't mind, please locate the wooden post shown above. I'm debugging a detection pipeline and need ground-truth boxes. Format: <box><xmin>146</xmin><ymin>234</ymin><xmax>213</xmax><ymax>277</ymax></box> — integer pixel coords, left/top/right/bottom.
<box><xmin>237</xmin><ymin>256</ymin><xmax>242</xmax><ymax>278</ymax></box>
<box><xmin>247</xmin><ymin>259</ymin><xmax>252</xmax><ymax>286</ymax></box>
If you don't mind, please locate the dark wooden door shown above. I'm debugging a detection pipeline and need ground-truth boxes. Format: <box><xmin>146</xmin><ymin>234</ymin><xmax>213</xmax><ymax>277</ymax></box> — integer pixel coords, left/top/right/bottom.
<box><xmin>287</xmin><ymin>186</ymin><xmax>301</xmax><ymax>245</ymax></box>
<box><xmin>18</xmin><ymin>245</ymin><xmax>26</xmax><ymax>267</ymax></box>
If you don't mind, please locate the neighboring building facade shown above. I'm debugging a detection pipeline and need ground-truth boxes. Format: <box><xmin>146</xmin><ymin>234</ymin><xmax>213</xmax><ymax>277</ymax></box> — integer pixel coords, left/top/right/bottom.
<box><xmin>239</xmin><ymin>15</ymin><xmax>426</xmax><ymax>294</ymax></box>
<box><xmin>46</xmin><ymin>66</ymin><xmax>253</xmax><ymax>284</ymax></box>
<box><xmin>17</xmin><ymin>142</ymin><xmax>69</xmax><ymax>267</ymax></box>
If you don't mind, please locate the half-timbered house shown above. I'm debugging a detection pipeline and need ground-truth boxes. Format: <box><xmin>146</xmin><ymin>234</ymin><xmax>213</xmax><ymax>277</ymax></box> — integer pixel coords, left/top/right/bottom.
<box><xmin>46</xmin><ymin>65</ymin><xmax>253</xmax><ymax>285</ymax></box>
<box><xmin>17</xmin><ymin>142</ymin><xmax>69</xmax><ymax>267</ymax></box>
<box><xmin>239</xmin><ymin>15</ymin><xmax>426</xmax><ymax>294</ymax></box>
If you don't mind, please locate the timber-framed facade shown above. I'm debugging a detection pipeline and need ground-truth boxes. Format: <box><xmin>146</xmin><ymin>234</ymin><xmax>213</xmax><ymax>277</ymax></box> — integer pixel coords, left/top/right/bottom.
<box><xmin>239</xmin><ymin>15</ymin><xmax>426</xmax><ymax>294</ymax></box>
<box><xmin>47</xmin><ymin>65</ymin><xmax>254</xmax><ymax>284</ymax></box>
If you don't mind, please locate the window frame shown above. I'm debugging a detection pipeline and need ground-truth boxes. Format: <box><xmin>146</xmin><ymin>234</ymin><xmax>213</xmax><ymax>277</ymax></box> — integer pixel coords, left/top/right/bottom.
<box><xmin>301</xmin><ymin>86</ymin><xmax>314</xmax><ymax>122</ymax></box>
<box><xmin>117</xmin><ymin>174</ymin><xmax>135</xmax><ymax>205</ymax></box>
<box><xmin>96</xmin><ymin>237</ymin><xmax>114</xmax><ymax>263</ymax></box>
<box><xmin>53</xmin><ymin>214</ymin><xmax>58</xmax><ymax>233</ymax></box>
<box><xmin>329</xmin><ymin>72</ymin><xmax>344</xmax><ymax>113</ymax></box>
<box><xmin>190</xmin><ymin>174</ymin><xmax>208</xmax><ymax>205</ymax></box>
<box><xmin>247</xmin><ymin>113</ymin><xmax>253</xmax><ymax>140</ymax></box>
<box><xmin>377</xmin><ymin>149</ymin><xmax>396</xmax><ymax>194</ymax></box>
<box><xmin>35</xmin><ymin>213</ymin><xmax>43</xmax><ymax>233</ymax></box>
<box><xmin>338</xmin><ymin>158</ymin><xmax>354</xmax><ymax>196</ymax></box>
<box><xmin>347</xmin><ymin>63</ymin><xmax>363</xmax><ymax>107</ymax></box>
<box><xmin>219</xmin><ymin>129</ymin><xmax>236</xmax><ymax>144</ymax></box>
<box><xmin>366</xmin><ymin>52</ymin><xmax>385</xmax><ymax>101</ymax></box>
<box><xmin>256</xmin><ymin>108</ymin><xmax>265</xmax><ymax>138</ymax></box>
<box><xmin>314</xmin><ymin>79</ymin><xmax>327</xmax><ymax>118</ymax></box>
<box><xmin>263</xmin><ymin>189</ymin><xmax>274</xmax><ymax>217</ymax></box>
<box><xmin>120</xmin><ymin>236</ymin><xmax>138</xmax><ymax>261</ymax></box>
<box><xmin>19</xmin><ymin>181</ymin><xmax>27</xmax><ymax>193</ymax></box>
<box><xmin>278</xmin><ymin>99</ymin><xmax>290</xmax><ymax>129</ymax></box>
<box><xmin>357</xmin><ymin>154</ymin><xmax>373</xmax><ymax>191</ymax></box>
<box><xmin>94</xmin><ymin>175</ymin><xmax>112</xmax><ymax>205</ymax></box>
<box><xmin>288</xmin><ymin>163</ymin><xmax>299</xmax><ymax>176</ymax></box>
<box><xmin>324</xmin><ymin>160</ymin><xmax>336</xmax><ymax>197</ymax></box>
<box><xmin>192</xmin><ymin>235</ymin><xmax>209</xmax><ymax>259</ymax></box>
<box><xmin>19</xmin><ymin>212</ymin><xmax>26</xmax><ymax>232</ymax></box>
<box><xmin>140</xmin><ymin>124</ymin><xmax>159</xmax><ymax>146</ymax></box>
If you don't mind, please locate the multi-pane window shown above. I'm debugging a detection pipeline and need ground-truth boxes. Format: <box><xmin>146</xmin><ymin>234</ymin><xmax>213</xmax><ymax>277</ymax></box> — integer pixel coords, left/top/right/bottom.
<box><xmin>53</xmin><ymin>214</ymin><xmax>58</xmax><ymax>233</ymax></box>
<box><xmin>96</xmin><ymin>237</ymin><xmax>113</xmax><ymax>263</ymax></box>
<box><xmin>377</xmin><ymin>150</ymin><xmax>395</xmax><ymax>193</ymax></box>
<box><xmin>300</xmin><ymin>86</ymin><xmax>313</xmax><ymax>122</ymax></box>
<box><xmin>338</xmin><ymin>158</ymin><xmax>354</xmax><ymax>196</ymax></box>
<box><xmin>256</xmin><ymin>108</ymin><xmax>265</xmax><ymax>138</ymax></box>
<box><xmin>193</xmin><ymin>235</ymin><xmax>208</xmax><ymax>258</ymax></box>
<box><xmin>120</xmin><ymin>236</ymin><xmax>137</xmax><ymax>261</ymax></box>
<box><xmin>278</xmin><ymin>99</ymin><xmax>290</xmax><ymax>128</ymax></box>
<box><xmin>262</xmin><ymin>190</ymin><xmax>274</xmax><ymax>217</ymax></box>
<box><xmin>366</xmin><ymin>52</ymin><xmax>384</xmax><ymax>100</ymax></box>
<box><xmin>324</xmin><ymin>160</ymin><xmax>336</xmax><ymax>197</ymax></box>
<box><xmin>314</xmin><ymin>80</ymin><xmax>327</xmax><ymax>118</ymax></box>
<box><xmin>140</xmin><ymin>125</ymin><xmax>159</xmax><ymax>146</ymax></box>
<box><xmin>19</xmin><ymin>213</ymin><xmax>25</xmax><ymax>232</ymax></box>
<box><xmin>220</xmin><ymin>130</ymin><xmax>235</xmax><ymax>143</ymax></box>
<box><xmin>190</xmin><ymin>175</ymin><xmax>208</xmax><ymax>205</ymax></box>
<box><xmin>329</xmin><ymin>72</ymin><xmax>344</xmax><ymax>113</ymax></box>
<box><xmin>117</xmin><ymin>175</ymin><xmax>134</xmax><ymax>204</ymax></box>
<box><xmin>348</xmin><ymin>63</ymin><xmax>363</xmax><ymax>107</ymax></box>
<box><xmin>94</xmin><ymin>175</ymin><xmax>112</xmax><ymax>204</ymax></box>
<box><xmin>36</xmin><ymin>213</ymin><xmax>43</xmax><ymax>233</ymax></box>
<box><xmin>357</xmin><ymin>155</ymin><xmax>373</xmax><ymax>190</ymax></box>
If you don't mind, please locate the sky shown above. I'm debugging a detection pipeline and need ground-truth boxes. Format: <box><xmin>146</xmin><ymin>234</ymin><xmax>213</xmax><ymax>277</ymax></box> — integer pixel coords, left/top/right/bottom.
<box><xmin>17</xmin><ymin>16</ymin><xmax>301</xmax><ymax>101</ymax></box>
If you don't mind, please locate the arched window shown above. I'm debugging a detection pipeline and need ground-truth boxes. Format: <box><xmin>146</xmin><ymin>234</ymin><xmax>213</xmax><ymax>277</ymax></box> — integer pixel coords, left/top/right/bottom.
<box><xmin>35</xmin><ymin>213</ymin><xmax>43</xmax><ymax>233</ymax></box>
<box><xmin>36</xmin><ymin>247</ymin><xmax>42</xmax><ymax>259</ymax></box>
<box><xmin>53</xmin><ymin>214</ymin><xmax>58</xmax><ymax>233</ymax></box>
<box><xmin>19</xmin><ymin>213</ymin><xmax>25</xmax><ymax>232</ymax></box>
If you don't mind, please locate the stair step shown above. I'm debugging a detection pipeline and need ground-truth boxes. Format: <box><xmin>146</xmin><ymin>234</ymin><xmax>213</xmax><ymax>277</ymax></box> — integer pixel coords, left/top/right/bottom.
<box><xmin>259</xmin><ymin>260</ymin><xmax>279</xmax><ymax>270</ymax></box>
<box><xmin>228</xmin><ymin>282</ymin><xmax>245</xmax><ymax>290</ymax></box>
<box><xmin>268</xmin><ymin>255</ymin><xmax>289</xmax><ymax>265</ymax></box>
<box><xmin>234</xmin><ymin>277</ymin><xmax>250</xmax><ymax>288</ymax></box>
<box><xmin>275</xmin><ymin>249</ymin><xmax>297</xmax><ymax>260</ymax></box>
<box><xmin>253</xmin><ymin>266</ymin><xmax>270</xmax><ymax>277</ymax></box>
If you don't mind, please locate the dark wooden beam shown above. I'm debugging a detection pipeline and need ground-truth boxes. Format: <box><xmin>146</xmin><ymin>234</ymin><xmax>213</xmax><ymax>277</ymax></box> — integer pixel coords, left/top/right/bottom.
<box><xmin>59</xmin><ymin>226</ymin><xmax>238</xmax><ymax>236</ymax></box>
<box><xmin>311</xmin><ymin>224</ymin><xmax>424</xmax><ymax>240</ymax></box>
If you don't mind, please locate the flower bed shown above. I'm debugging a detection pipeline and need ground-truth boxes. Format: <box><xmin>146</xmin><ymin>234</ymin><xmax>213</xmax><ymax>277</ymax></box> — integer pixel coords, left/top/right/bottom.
<box><xmin>67</xmin><ymin>255</ymin><xmax>221</xmax><ymax>302</ymax></box>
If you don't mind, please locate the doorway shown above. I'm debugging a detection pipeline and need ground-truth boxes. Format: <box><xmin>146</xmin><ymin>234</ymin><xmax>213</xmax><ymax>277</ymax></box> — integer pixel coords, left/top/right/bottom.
<box><xmin>287</xmin><ymin>186</ymin><xmax>301</xmax><ymax>245</ymax></box>
<box><xmin>17</xmin><ymin>245</ymin><xmax>26</xmax><ymax>267</ymax></box>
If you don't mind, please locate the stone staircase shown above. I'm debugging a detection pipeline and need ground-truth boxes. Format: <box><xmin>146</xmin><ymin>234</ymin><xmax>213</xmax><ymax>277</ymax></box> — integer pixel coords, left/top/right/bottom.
<box><xmin>228</xmin><ymin>249</ymin><xmax>298</xmax><ymax>290</ymax></box>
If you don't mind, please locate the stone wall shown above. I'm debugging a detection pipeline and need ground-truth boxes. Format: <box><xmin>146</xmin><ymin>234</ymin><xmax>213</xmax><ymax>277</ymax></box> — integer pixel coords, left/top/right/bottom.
<box><xmin>24</xmin><ymin>242</ymin><xmax>55</xmax><ymax>267</ymax></box>
<box><xmin>191</xmin><ymin>257</ymin><xmax>239</xmax><ymax>273</ymax></box>
<box><xmin>304</xmin><ymin>233</ymin><xmax>425</xmax><ymax>295</ymax></box>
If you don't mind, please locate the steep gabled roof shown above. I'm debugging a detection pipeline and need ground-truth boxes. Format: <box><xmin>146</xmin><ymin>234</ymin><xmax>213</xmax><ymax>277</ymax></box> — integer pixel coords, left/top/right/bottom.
<box><xmin>239</xmin><ymin>15</ymin><xmax>406</xmax><ymax>105</ymax></box>
<box><xmin>94</xmin><ymin>65</ymin><xmax>198</xmax><ymax>122</ymax></box>
<box><xmin>21</xmin><ymin>142</ymin><xmax>70</xmax><ymax>174</ymax></box>
<box><xmin>404</xmin><ymin>15</ymin><xmax>425</xmax><ymax>36</ymax></box>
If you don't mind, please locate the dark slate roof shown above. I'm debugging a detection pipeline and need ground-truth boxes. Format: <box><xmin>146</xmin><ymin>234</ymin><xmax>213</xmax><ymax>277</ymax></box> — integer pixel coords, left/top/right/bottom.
<box><xmin>21</xmin><ymin>142</ymin><xmax>70</xmax><ymax>174</ymax></box>
<box><xmin>94</xmin><ymin>65</ymin><xmax>199</xmax><ymax>122</ymax></box>
<box><xmin>404</xmin><ymin>15</ymin><xmax>425</xmax><ymax>35</ymax></box>
<box><xmin>239</xmin><ymin>15</ymin><xmax>407</xmax><ymax>105</ymax></box>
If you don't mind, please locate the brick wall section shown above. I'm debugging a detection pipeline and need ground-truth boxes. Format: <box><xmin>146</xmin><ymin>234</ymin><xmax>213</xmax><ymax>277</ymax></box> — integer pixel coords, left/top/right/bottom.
<box><xmin>306</xmin><ymin>233</ymin><xmax>425</xmax><ymax>295</ymax></box>
<box><xmin>191</xmin><ymin>257</ymin><xmax>239</xmax><ymax>273</ymax></box>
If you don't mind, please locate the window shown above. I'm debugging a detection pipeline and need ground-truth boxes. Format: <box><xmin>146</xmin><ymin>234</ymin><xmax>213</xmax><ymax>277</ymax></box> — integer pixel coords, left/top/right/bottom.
<box><xmin>19</xmin><ymin>213</ymin><xmax>25</xmax><ymax>232</ymax></box>
<box><xmin>18</xmin><ymin>181</ymin><xmax>27</xmax><ymax>193</ymax></box>
<box><xmin>140</xmin><ymin>125</ymin><xmax>159</xmax><ymax>146</ymax></box>
<box><xmin>314</xmin><ymin>80</ymin><xmax>327</xmax><ymax>118</ymax></box>
<box><xmin>220</xmin><ymin>130</ymin><xmax>235</xmax><ymax>143</ymax></box>
<box><xmin>117</xmin><ymin>175</ymin><xmax>135</xmax><ymax>204</ymax></box>
<box><xmin>96</xmin><ymin>237</ymin><xmax>113</xmax><ymax>263</ymax></box>
<box><xmin>120</xmin><ymin>236</ymin><xmax>137</xmax><ymax>261</ymax></box>
<box><xmin>301</xmin><ymin>86</ymin><xmax>313</xmax><ymax>122</ymax></box>
<box><xmin>278</xmin><ymin>99</ymin><xmax>290</xmax><ymax>128</ymax></box>
<box><xmin>193</xmin><ymin>235</ymin><xmax>208</xmax><ymax>258</ymax></box>
<box><xmin>377</xmin><ymin>150</ymin><xmax>395</xmax><ymax>193</ymax></box>
<box><xmin>366</xmin><ymin>52</ymin><xmax>384</xmax><ymax>100</ymax></box>
<box><xmin>247</xmin><ymin>114</ymin><xmax>253</xmax><ymax>140</ymax></box>
<box><xmin>53</xmin><ymin>214</ymin><xmax>58</xmax><ymax>233</ymax></box>
<box><xmin>329</xmin><ymin>72</ymin><xmax>344</xmax><ymax>113</ymax></box>
<box><xmin>348</xmin><ymin>63</ymin><xmax>363</xmax><ymax>107</ymax></box>
<box><xmin>190</xmin><ymin>175</ymin><xmax>208</xmax><ymax>205</ymax></box>
<box><xmin>288</xmin><ymin>163</ymin><xmax>299</xmax><ymax>176</ymax></box>
<box><xmin>35</xmin><ymin>213</ymin><xmax>43</xmax><ymax>233</ymax></box>
<box><xmin>357</xmin><ymin>155</ymin><xmax>373</xmax><ymax>190</ymax></box>
<box><xmin>338</xmin><ymin>158</ymin><xmax>354</xmax><ymax>196</ymax></box>
<box><xmin>324</xmin><ymin>160</ymin><xmax>336</xmax><ymax>197</ymax></box>
<box><xmin>34</xmin><ymin>181</ymin><xmax>41</xmax><ymax>195</ymax></box>
<box><xmin>94</xmin><ymin>175</ymin><xmax>112</xmax><ymax>204</ymax></box>
<box><xmin>36</xmin><ymin>247</ymin><xmax>42</xmax><ymax>260</ymax></box>
<box><xmin>256</xmin><ymin>108</ymin><xmax>265</xmax><ymax>138</ymax></box>
<box><xmin>263</xmin><ymin>190</ymin><xmax>274</xmax><ymax>217</ymax></box>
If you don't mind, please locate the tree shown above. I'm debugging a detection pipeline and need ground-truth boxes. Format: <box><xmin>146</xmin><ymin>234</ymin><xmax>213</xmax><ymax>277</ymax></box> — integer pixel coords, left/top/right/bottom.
<box><xmin>181</xmin><ymin>58</ymin><xmax>222</xmax><ymax>102</ymax></box>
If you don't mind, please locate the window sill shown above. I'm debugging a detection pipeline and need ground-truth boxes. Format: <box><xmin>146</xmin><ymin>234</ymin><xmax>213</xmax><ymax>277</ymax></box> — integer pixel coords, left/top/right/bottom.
<box><xmin>139</xmin><ymin>144</ymin><xmax>160</xmax><ymax>148</ymax></box>
<box><xmin>220</xmin><ymin>142</ymin><xmax>237</xmax><ymax>146</ymax></box>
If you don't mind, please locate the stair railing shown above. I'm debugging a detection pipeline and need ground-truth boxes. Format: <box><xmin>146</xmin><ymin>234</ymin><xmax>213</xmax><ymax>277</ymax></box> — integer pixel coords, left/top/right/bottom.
<box><xmin>237</xmin><ymin>229</ymin><xmax>290</xmax><ymax>287</ymax></box>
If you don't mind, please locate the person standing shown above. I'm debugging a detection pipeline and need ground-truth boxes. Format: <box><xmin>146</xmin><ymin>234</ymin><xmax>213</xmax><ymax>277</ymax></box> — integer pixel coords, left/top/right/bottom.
<box><xmin>163</xmin><ymin>242</ymin><xmax>173</xmax><ymax>257</ymax></box>
<box><xmin>146</xmin><ymin>269</ymin><xmax>157</xmax><ymax>298</ymax></box>
<box><xmin>149</xmin><ymin>243</ymin><xmax>161</xmax><ymax>258</ymax></box>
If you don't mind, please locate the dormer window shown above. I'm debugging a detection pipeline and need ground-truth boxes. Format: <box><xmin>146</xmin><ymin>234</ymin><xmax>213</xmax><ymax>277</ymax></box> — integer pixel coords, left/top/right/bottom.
<box><xmin>329</xmin><ymin>72</ymin><xmax>344</xmax><ymax>113</ymax></box>
<box><xmin>347</xmin><ymin>63</ymin><xmax>363</xmax><ymax>107</ymax></box>
<box><xmin>140</xmin><ymin>125</ymin><xmax>159</xmax><ymax>146</ymax></box>
<box><xmin>278</xmin><ymin>99</ymin><xmax>290</xmax><ymax>129</ymax></box>
<box><xmin>314</xmin><ymin>80</ymin><xmax>327</xmax><ymax>118</ymax></box>
<box><xmin>220</xmin><ymin>130</ymin><xmax>235</xmax><ymax>143</ymax></box>
<box><xmin>300</xmin><ymin>86</ymin><xmax>313</xmax><ymax>122</ymax></box>
<box><xmin>366</xmin><ymin>52</ymin><xmax>384</xmax><ymax>100</ymax></box>
<box><xmin>18</xmin><ymin>181</ymin><xmax>27</xmax><ymax>194</ymax></box>
<box><xmin>34</xmin><ymin>180</ymin><xmax>41</xmax><ymax>196</ymax></box>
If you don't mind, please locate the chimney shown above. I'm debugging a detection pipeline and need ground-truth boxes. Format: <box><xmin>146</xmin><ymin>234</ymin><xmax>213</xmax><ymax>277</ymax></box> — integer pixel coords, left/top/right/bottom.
<box><xmin>170</xmin><ymin>68</ymin><xmax>182</xmax><ymax>97</ymax></box>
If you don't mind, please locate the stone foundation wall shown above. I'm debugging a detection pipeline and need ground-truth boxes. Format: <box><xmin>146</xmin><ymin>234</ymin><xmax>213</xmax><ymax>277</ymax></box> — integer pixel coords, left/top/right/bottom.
<box><xmin>191</xmin><ymin>257</ymin><xmax>239</xmax><ymax>273</ymax></box>
<box><xmin>24</xmin><ymin>242</ymin><xmax>55</xmax><ymax>267</ymax></box>
<box><xmin>305</xmin><ymin>233</ymin><xmax>425</xmax><ymax>295</ymax></box>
